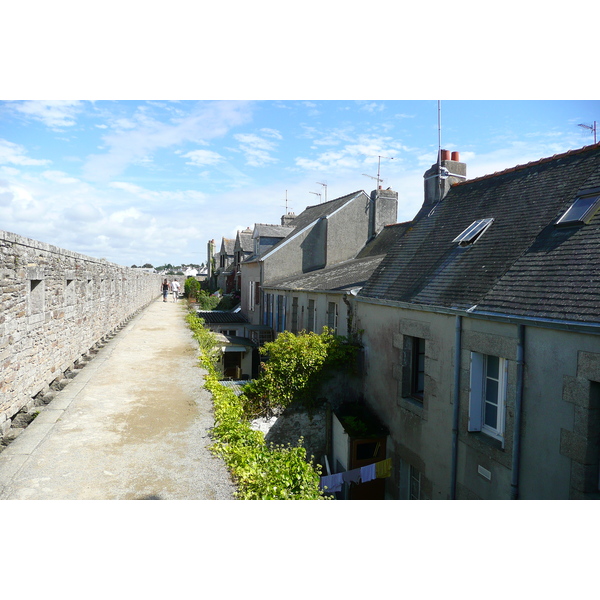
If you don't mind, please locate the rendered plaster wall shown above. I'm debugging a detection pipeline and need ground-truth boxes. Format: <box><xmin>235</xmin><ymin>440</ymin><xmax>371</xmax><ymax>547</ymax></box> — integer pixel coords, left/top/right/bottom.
<box><xmin>355</xmin><ymin>301</ymin><xmax>460</xmax><ymax>500</ymax></box>
<box><xmin>0</xmin><ymin>230</ymin><xmax>162</xmax><ymax>434</ymax></box>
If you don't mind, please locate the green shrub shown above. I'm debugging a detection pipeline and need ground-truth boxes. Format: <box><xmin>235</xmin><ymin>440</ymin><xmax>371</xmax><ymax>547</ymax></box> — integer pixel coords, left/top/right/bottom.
<box><xmin>184</xmin><ymin>277</ymin><xmax>201</xmax><ymax>299</ymax></box>
<box><xmin>186</xmin><ymin>312</ymin><xmax>326</xmax><ymax>500</ymax></box>
<box><xmin>242</xmin><ymin>328</ymin><xmax>358</xmax><ymax>418</ymax></box>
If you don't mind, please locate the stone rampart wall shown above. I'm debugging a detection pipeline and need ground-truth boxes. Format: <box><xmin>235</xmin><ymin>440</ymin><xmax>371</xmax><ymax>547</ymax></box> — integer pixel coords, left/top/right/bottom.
<box><xmin>0</xmin><ymin>230</ymin><xmax>162</xmax><ymax>434</ymax></box>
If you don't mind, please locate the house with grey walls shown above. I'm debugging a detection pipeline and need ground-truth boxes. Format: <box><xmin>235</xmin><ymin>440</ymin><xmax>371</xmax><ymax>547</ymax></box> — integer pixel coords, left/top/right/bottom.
<box><xmin>239</xmin><ymin>188</ymin><xmax>398</xmax><ymax>326</ymax></box>
<box><xmin>355</xmin><ymin>144</ymin><xmax>600</xmax><ymax>500</ymax></box>
<box><xmin>232</xmin><ymin>228</ymin><xmax>253</xmax><ymax>294</ymax></box>
<box><xmin>215</xmin><ymin>237</ymin><xmax>235</xmax><ymax>294</ymax></box>
<box><xmin>261</xmin><ymin>221</ymin><xmax>411</xmax><ymax>337</ymax></box>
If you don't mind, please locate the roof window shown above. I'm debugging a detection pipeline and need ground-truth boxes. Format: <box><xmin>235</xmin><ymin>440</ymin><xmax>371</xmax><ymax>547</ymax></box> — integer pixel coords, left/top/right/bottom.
<box><xmin>452</xmin><ymin>218</ymin><xmax>494</xmax><ymax>246</ymax></box>
<box><xmin>556</xmin><ymin>193</ymin><xmax>600</xmax><ymax>226</ymax></box>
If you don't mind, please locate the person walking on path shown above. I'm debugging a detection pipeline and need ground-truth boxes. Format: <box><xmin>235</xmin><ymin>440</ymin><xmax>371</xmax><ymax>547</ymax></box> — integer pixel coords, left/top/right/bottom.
<box><xmin>171</xmin><ymin>279</ymin><xmax>181</xmax><ymax>302</ymax></box>
<box><xmin>161</xmin><ymin>278</ymin><xmax>169</xmax><ymax>302</ymax></box>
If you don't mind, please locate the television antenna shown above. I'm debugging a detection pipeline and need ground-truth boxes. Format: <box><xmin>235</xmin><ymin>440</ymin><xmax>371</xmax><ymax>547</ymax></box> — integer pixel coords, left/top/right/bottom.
<box><xmin>316</xmin><ymin>181</ymin><xmax>328</xmax><ymax>203</ymax></box>
<box><xmin>309</xmin><ymin>191</ymin><xmax>322</xmax><ymax>204</ymax></box>
<box><xmin>578</xmin><ymin>121</ymin><xmax>597</xmax><ymax>144</ymax></box>
<box><xmin>281</xmin><ymin>190</ymin><xmax>293</xmax><ymax>214</ymax></box>
<box><xmin>362</xmin><ymin>155</ymin><xmax>394</xmax><ymax>189</ymax></box>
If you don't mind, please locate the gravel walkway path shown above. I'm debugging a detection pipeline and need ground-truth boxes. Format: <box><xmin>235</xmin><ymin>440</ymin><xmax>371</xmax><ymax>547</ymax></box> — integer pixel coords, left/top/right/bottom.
<box><xmin>0</xmin><ymin>297</ymin><xmax>236</xmax><ymax>500</ymax></box>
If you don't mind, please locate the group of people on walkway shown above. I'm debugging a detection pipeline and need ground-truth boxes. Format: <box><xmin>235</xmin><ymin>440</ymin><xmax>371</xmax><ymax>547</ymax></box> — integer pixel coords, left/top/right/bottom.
<box><xmin>162</xmin><ymin>279</ymin><xmax>181</xmax><ymax>302</ymax></box>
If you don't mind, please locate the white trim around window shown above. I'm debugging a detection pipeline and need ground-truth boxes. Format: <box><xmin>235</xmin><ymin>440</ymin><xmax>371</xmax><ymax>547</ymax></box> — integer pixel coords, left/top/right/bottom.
<box><xmin>468</xmin><ymin>352</ymin><xmax>508</xmax><ymax>443</ymax></box>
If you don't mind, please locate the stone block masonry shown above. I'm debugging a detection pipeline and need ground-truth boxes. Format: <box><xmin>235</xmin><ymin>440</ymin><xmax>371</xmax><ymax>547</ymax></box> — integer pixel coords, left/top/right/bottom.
<box><xmin>0</xmin><ymin>230</ymin><xmax>163</xmax><ymax>435</ymax></box>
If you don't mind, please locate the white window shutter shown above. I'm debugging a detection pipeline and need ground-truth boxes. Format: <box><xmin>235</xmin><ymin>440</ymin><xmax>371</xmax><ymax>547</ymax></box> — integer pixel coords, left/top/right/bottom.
<box><xmin>468</xmin><ymin>352</ymin><xmax>484</xmax><ymax>431</ymax></box>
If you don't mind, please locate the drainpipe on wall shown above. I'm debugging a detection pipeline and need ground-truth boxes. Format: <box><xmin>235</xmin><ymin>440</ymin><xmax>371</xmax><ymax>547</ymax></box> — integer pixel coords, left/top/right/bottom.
<box><xmin>450</xmin><ymin>315</ymin><xmax>462</xmax><ymax>499</ymax></box>
<box><xmin>510</xmin><ymin>324</ymin><xmax>525</xmax><ymax>499</ymax></box>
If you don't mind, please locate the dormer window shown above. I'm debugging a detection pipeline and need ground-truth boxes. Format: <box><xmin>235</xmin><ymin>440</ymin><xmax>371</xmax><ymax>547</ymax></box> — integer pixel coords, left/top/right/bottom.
<box><xmin>556</xmin><ymin>193</ymin><xmax>600</xmax><ymax>226</ymax></box>
<box><xmin>452</xmin><ymin>218</ymin><xmax>494</xmax><ymax>246</ymax></box>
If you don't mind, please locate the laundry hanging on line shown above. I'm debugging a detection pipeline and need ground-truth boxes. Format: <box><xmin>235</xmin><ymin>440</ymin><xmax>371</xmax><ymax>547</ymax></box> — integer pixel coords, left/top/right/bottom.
<box><xmin>320</xmin><ymin>458</ymin><xmax>392</xmax><ymax>492</ymax></box>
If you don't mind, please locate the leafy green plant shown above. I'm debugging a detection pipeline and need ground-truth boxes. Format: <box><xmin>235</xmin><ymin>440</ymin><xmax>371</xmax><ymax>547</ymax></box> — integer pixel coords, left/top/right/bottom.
<box><xmin>184</xmin><ymin>277</ymin><xmax>201</xmax><ymax>300</ymax></box>
<box><xmin>186</xmin><ymin>312</ymin><xmax>326</xmax><ymax>500</ymax></box>
<box><xmin>242</xmin><ymin>328</ymin><xmax>358</xmax><ymax>418</ymax></box>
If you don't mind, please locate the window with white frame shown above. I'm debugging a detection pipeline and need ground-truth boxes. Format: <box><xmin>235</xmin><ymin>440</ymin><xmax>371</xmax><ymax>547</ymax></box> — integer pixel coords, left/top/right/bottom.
<box><xmin>248</xmin><ymin>280</ymin><xmax>255</xmax><ymax>311</ymax></box>
<box><xmin>469</xmin><ymin>352</ymin><xmax>508</xmax><ymax>442</ymax></box>
<box><xmin>327</xmin><ymin>301</ymin><xmax>338</xmax><ymax>333</ymax></box>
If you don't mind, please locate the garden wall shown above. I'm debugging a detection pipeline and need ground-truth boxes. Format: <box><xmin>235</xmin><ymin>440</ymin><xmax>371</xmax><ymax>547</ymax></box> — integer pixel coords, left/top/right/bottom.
<box><xmin>0</xmin><ymin>230</ymin><xmax>162</xmax><ymax>435</ymax></box>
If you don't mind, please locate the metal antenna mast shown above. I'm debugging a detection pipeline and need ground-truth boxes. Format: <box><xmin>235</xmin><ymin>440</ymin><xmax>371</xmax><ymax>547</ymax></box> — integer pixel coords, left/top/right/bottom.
<box><xmin>362</xmin><ymin>155</ymin><xmax>394</xmax><ymax>189</ymax></box>
<box><xmin>316</xmin><ymin>181</ymin><xmax>327</xmax><ymax>203</ymax></box>
<box><xmin>281</xmin><ymin>190</ymin><xmax>293</xmax><ymax>214</ymax></box>
<box><xmin>578</xmin><ymin>121</ymin><xmax>597</xmax><ymax>144</ymax></box>
<box><xmin>438</xmin><ymin>100</ymin><xmax>443</xmax><ymax>199</ymax></box>
<box><xmin>309</xmin><ymin>191</ymin><xmax>322</xmax><ymax>204</ymax></box>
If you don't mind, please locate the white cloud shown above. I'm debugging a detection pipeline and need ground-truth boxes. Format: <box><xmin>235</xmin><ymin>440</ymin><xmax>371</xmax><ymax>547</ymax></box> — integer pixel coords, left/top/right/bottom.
<box><xmin>360</xmin><ymin>102</ymin><xmax>385</xmax><ymax>113</ymax></box>
<box><xmin>260</xmin><ymin>128</ymin><xmax>283</xmax><ymax>140</ymax></box>
<box><xmin>41</xmin><ymin>170</ymin><xmax>80</xmax><ymax>184</ymax></box>
<box><xmin>295</xmin><ymin>134</ymin><xmax>408</xmax><ymax>172</ymax></box>
<box><xmin>82</xmin><ymin>101</ymin><xmax>253</xmax><ymax>182</ymax></box>
<box><xmin>109</xmin><ymin>181</ymin><xmax>207</xmax><ymax>205</ymax></box>
<box><xmin>234</xmin><ymin>132</ymin><xmax>279</xmax><ymax>167</ymax></box>
<box><xmin>10</xmin><ymin>100</ymin><xmax>83</xmax><ymax>129</ymax></box>
<box><xmin>0</xmin><ymin>139</ymin><xmax>51</xmax><ymax>166</ymax></box>
<box><xmin>183</xmin><ymin>149</ymin><xmax>225</xmax><ymax>167</ymax></box>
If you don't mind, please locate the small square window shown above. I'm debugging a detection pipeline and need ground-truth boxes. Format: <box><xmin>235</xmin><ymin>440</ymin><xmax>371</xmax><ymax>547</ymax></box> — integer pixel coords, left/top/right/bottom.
<box><xmin>556</xmin><ymin>194</ymin><xmax>600</xmax><ymax>226</ymax></box>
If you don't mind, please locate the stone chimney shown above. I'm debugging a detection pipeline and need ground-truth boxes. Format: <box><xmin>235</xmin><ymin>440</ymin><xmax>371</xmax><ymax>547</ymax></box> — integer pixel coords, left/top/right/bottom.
<box><xmin>207</xmin><ymin>239</ymin><xmax>215</xmax><ymax>278</ymax></box>
<box><xmin>369</xmin><ymin>187</ymin><xmax>398</xmax><ymax>239</ymax></box>
<box><xmin>281</xmin><ymin>212</ymin><xmax>296</xmax><ymax>227</ymax></box>
<box><xmin>423</xmin><ymin>150</ymin><xmax>467</xmax><ymax>207</ymax></box>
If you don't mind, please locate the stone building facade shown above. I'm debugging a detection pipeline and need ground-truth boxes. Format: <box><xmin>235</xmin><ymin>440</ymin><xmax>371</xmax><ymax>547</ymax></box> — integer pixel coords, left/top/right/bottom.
<box><xmin>1</xmin><ymin>230</ymin><xmax>162</xmax><ymax>435</ymax></box>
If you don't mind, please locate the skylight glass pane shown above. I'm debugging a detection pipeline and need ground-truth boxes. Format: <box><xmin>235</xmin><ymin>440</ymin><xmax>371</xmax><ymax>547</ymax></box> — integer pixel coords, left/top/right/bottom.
<box><xmin>452</xmin><ymin>218</ymin><xmax>494</xmax><ymax>245</ymax></box>
<box><xmin>557</xmin><ymin>195</ymin><xmax>600</xmax><ymax>225</ymax></box>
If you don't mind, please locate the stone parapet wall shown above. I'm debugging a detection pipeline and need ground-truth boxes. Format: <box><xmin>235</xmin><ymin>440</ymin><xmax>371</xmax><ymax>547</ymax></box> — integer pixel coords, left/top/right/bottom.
<box><xmin>0</xmin><ymin>230</ymin><xmax>162</xmax><ymax>434</ymax></box>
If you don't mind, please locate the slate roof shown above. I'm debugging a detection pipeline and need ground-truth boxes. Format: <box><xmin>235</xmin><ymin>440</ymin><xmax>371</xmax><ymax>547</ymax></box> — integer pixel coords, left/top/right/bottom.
<box><xmin>356</xmin><ymin>222</ymin><xmax>413</xmax><ymax>258</ymax></box>
<box><xmin>196</xmin><ymin>311</ymin><xmax>249</xmax><ymax>324</ymax></box>
<box><xmin>265</xmin><ymin>220</ymin><xmax>407</xmax><ymax>293</ymax></box>
<box><xmin>266</xmin><ymin>255</ymin><xmax>385</xmax><ymax>292</ymax></box>
<box><xmin>253</xmin><ymin>223</ymin><xmax>293</xmax><ymax>238</ymax></box>
<box><xmin>234</xmin><ymin>229</ymin><xmax>253</xmax><ymax>254</ymax></box>
<box><xmin>220</xmin><ymin>238</ymin><xmax>235</xmax><ymax>255</ymax></box>
<box><xmin>360</xmin><ymin>143</ymin><xmax>600</xmax><ymax>325</ymax></box>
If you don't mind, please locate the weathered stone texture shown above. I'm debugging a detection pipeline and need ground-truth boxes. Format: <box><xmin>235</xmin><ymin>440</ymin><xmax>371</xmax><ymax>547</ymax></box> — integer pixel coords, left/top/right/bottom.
<box><xmin>1</xmin><ymin>230</ymin><xmax>162</xmax><ymax>428</ymax></box>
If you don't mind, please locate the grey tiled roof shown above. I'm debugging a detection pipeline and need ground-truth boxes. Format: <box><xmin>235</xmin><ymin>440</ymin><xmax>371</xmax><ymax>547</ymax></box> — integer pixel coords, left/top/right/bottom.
<box><xmin>360</xmin><ymin>144</ymin><xmax>600</xmax><ymax>324</ymax></box>
<box><xmin>356</xmin><ymin>222</ymin><xmax>413</xmax><ymax>258</ymax></box>
<box><xmin>266</xmin><ymin>255</ymin><xmax>385</xmax><ymax>292</ymax></box>
<box><xmin>253</xmin><ymin>223</ymin><xmax>293</xmax><ymax>238</ymax></box>
<box><xmin>197</xmin><ymin>311</ymin><xmax>248</xmax><ymax>324</ymax></box>
<box><xmin>220</xmin><ymin>238</ymin><xmax>235</xmax><ymax>255</ymax></box>
<box><xmin>264</xmin><ymin>216</ymin><xmax>405</xmax><ymax>293</ymax></box>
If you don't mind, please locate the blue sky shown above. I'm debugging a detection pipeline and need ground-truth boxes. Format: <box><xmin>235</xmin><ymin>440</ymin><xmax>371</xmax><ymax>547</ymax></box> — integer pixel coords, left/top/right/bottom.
<box><xmin>1</xmin><ymin>99</ymin><xmax>598</xmax><ymax>267</ymax></box>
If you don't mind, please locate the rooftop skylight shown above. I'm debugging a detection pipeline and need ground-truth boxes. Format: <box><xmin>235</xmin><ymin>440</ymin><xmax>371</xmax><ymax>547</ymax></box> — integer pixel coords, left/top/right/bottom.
<box><xmin>556</xmin><ymin>193</ymin><xmax>600</xmax><ymax>226</ymax></box>
<box><xmin>452</xmin><ymin>218</ymin><xmax>494</xmax><ymax>246</ymax></box>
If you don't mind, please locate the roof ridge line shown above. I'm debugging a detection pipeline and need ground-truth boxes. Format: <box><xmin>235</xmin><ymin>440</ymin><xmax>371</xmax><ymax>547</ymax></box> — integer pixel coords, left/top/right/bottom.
<box><xmin>453</xmin><ymin>142</ymin><xmax>600</xmax><ymax>187</ymax></box>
